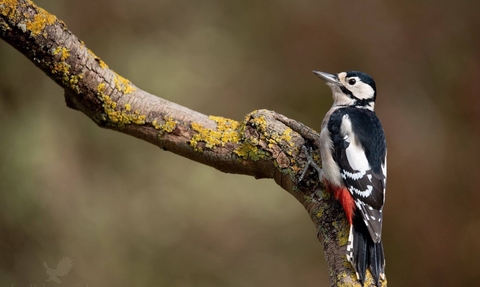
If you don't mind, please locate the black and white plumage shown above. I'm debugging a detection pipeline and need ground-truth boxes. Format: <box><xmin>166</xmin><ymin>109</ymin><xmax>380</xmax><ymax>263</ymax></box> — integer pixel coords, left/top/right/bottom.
<box><xmin>314</xmin><ymin>71</ymin><xmax>387</xmax><ymax>286</ymax></box>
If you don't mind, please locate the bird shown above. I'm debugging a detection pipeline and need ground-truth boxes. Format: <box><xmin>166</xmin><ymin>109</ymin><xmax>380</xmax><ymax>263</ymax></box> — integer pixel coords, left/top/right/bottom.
<box><xmin>312</xmin><ymin>70</ymin><xmax>387</xmax><ymax>286</ymax></box>
<box><xmin>44</xmin><ymin>257</ymin><xmax>74</xmax><ymax>283</ymax></box>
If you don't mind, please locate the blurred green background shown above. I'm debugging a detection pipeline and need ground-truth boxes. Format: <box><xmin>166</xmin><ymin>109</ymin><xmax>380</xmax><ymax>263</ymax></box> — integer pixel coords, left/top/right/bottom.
<box><xmin>1</xmin><ymin>0</ymin><xmax>480</xmax><ymax>286</ymax></box>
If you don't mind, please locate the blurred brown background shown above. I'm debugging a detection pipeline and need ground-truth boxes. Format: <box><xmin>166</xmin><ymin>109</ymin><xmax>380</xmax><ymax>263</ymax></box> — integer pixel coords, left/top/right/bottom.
<box><xmin>1</xmin><ymin>0</ymin><xmax>480</xmax><ymax>286</ymax></box>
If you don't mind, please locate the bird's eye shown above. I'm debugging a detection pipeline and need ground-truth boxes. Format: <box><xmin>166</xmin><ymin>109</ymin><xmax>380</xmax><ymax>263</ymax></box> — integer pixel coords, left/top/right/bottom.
<box><xmin>348</xmin><ymin>78</ymin><xmax>356</xmax><ymax>85</ymax></box>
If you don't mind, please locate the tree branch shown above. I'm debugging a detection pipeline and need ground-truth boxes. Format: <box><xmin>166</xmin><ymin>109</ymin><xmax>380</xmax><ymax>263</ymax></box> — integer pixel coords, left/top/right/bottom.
<box><xmin>0</xmin><ymin>1</ymin><xmax>386</xmax><ymax>286</ymax></box>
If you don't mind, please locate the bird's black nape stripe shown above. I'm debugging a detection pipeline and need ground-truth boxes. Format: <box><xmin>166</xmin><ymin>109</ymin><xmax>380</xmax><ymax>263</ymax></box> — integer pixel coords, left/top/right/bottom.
<box><xmin>354</xmin><ymin>98</ymin><xmax>374</xmax><ymax>107</ymax></box>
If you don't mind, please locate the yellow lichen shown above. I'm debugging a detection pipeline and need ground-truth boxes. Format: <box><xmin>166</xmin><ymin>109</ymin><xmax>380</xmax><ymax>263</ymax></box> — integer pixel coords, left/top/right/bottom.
<box><xmin>250</xmin><ymin>115</ymin><xmax>267</xmax><ymax>131</ymax></box>
<box><xmin>209</xmin><ymin>116</ymin><xmax>241</xmax><ymax>144</ymax></box>
<box><xmin>342</xmin><ymin>259</ymin><xmax>352</xmax><ymax>270</ymax></box>
<box><xmin>336</xmin><ymin>272</ymin><xmax>348</xmax><ymax>283</ymax></box>
<box><xmin>98</xmin><ymin>59</ymin><xmax>108</xmax><ymax>69</ymax></box>
<box><xmin>233</xmin><ymin>141</ymin><xmax>259</xmax><ymax>159</ymax></box>
<box><xmin>163</xmin><ymin>116</ymin><xmax>177</xmax><ymax>133</ymax></box>
<box><xmin>97</xmin><ymin>82</ymin><xmax>106</xmax><ymax>93</ymax></box>
<box><xmin>50</xmin><ymin>46</ymin><xmax>73</xmax><ymax>85</ymax></box>
<box><xmin>247</xmin><ymin>114</ymin><xmax>294</xmax><ymax>154</ymax></box>
<box><xmin>0</xmin><ymin>0</ymin><xmax>21</xmax><ymax>26</ymax></box>
<box><xmin>113</xmin><ymin>77</ymin><xmax>122</xmax><ymax>92</ymax></box>
<box><xmin>113</xmin><ymin>73</ymin><xmax>136</xmax><ymax>94</ymax></box>
<box><xmin>151</xmin><ymin>116</ymin><xmax>177</xmax><ymax>133</ymax></box>
<box><xmin>25</xmin><ymin>7</ymin><xmax>56</xmax><ymax>37</ymax></box>
<box><xmin>68</xmin><ymin>73</ymin><xmax>83</xmax><ymax>92</ymax></box>
<box><xmin>282</xmin><ymin>128</ymin><xmax>294</xmax><ymax>146</ymax></box>
<box><xmin>1</xmin><ymin>21</ymin><xmax>11</xmax><ymax>31</ymax></box>
<box><xmin>332</xmin><ymin>219</ymin><xmax>350</xmax><ymax>247</ymax></box>
<box><xmin>52</xmin><ymin>46</ymin><xmax>69</xmax><ymax>61</ymax></box>
<box><xmin>190</xmin><ymin>122</ymin><xmax>222</xmax><ymax>151</ymax></box>
<box><xmin>96</xmin><ymin>82</ymin><xmax>145</xmax><ymax>126</ymax></box>
<box><xmin>52</xmin><ymin>61</ymin><xmax>69</xmax><ymax>74</ymax></box>
<box><xmin>189</xmin><ymin>116</ymin><xmax>242</xmax><ymax>152</ymax></box>
<box><xmin>274</xmin><ymin>128</ymin><xmax>294</xmax><ymax>146</ymax></box>
<box><xmin>232</xmin><ymin>113</ymin><xmax>276</xmax><ymax>160</ymax></box>
<box><xmin>52</xmin><ymin>61</ymin><xmax>70</xmax><ymax>83</ymax></box>
<box><xmin>152</xmin><ymin>120</ymin><xmax>160</xmax><ymax>130</ymax></box>
<box><xmin>335</xmin><ymin>272</ymin><xmax>354</xmax><ymax>287</ymax></box>
<box><xmin>322</xmin><ymin>189</ymin><xmax>331</xmax><ymax>200</ymax></box>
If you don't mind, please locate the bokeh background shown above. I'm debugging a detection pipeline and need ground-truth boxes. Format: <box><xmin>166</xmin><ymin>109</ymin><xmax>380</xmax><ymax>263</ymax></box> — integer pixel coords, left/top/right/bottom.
<box><xmin>1</xmin><ymin>0</ymin><xmax>479</xmax><ymax>286</ymax></box>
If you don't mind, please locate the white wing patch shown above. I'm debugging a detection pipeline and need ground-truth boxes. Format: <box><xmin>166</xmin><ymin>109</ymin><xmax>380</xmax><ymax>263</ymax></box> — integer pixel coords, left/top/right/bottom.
<box><xmin>341</xmin><ymin>115</ymin><xmax>371</xmax><ymax>171</ymax></box>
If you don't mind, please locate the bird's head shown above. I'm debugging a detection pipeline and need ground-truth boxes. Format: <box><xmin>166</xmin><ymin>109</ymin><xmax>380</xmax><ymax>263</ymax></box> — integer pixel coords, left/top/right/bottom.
<box><xmin>313</xmin><ymin>70</ymin><xmax>376</xmax><ymax>110</ymax></box>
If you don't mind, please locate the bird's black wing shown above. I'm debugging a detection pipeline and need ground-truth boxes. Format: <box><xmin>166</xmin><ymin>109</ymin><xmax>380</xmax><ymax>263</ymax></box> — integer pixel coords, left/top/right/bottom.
<box><xmin>328</xmin><ymin>108</ymin><xmax>386</xmax><ymax>242</ymax></box>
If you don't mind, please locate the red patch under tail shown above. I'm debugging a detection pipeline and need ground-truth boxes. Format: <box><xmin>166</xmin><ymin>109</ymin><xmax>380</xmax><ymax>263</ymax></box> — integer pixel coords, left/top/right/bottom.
<box><xmin>324</xmin><ymin>182</ymin><xmax>356</xmax><ymax>225</ymax></box>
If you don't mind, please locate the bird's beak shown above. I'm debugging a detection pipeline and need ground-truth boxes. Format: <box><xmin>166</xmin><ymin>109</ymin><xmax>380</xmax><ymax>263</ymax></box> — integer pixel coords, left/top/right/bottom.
<box><xmin>313</xmin><ymin>71</ymin><xmax>339</xmax><ymax>85</ymax></box>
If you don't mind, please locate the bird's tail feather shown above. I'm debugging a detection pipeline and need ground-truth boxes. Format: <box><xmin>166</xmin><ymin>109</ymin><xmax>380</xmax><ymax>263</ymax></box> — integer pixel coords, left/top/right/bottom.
<box><xmin>347</xmin><ymin>213</ymin><xmax>385</xmax><ymax>286</ymax></box>
<box><xmin>368</xmin><ymin>239</ymin><xmax>385</xmax><ymax>284</ymax></box>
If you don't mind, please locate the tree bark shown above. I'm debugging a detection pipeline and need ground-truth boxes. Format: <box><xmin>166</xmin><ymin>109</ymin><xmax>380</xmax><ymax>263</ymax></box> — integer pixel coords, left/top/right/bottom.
<box><xmin>0</xmin><ymin>1</ymin><xmax>386</xmax><ymax>286</ymax></box>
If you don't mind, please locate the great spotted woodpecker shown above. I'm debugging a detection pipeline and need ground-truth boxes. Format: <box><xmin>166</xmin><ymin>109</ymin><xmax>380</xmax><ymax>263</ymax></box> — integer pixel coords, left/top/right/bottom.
<box><xmin>312</xmin><ymin>71</ymin><xmax>387</xmax><ymax>286</ymax></box>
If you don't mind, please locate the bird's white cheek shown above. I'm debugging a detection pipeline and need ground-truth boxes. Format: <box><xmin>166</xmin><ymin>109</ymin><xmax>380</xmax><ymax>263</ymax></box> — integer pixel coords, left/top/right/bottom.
<box><xmin>352</xmin><ymin>84</ymin><xmax>375</xmax><ymax>100</ymax></box>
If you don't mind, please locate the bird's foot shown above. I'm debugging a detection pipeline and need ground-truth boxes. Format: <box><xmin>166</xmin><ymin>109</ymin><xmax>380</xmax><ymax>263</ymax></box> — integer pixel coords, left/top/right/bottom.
<box><xmin>298</xmin><ymin>145</ymin><xmax>322</xmax><ymax>183</ymax></box>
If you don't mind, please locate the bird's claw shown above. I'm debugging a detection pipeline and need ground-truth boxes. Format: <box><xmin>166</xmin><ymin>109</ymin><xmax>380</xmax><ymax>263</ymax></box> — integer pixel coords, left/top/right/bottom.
<box><xmin>298</xmin><ymin>145</ymin><xmax>322</xmax><ymax>183</ymax></box>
